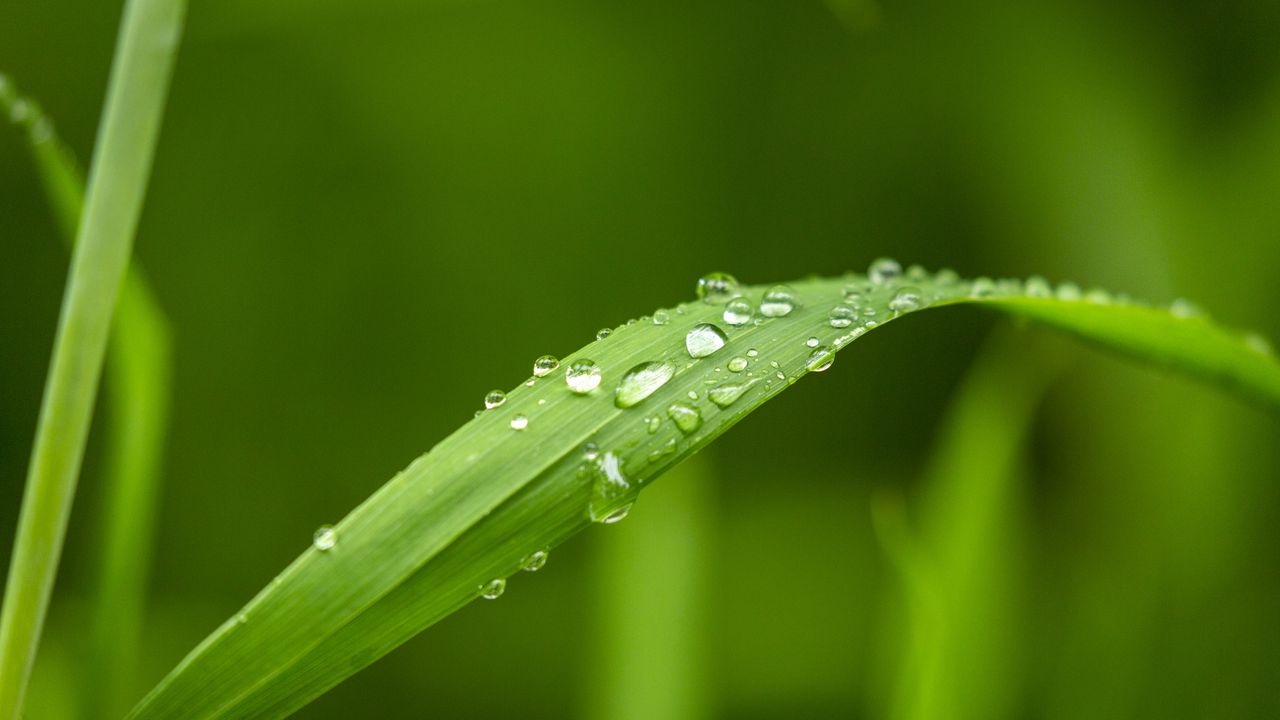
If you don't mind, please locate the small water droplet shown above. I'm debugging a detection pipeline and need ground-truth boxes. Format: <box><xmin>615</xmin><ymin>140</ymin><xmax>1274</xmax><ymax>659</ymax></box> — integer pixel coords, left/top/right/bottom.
<box><xmin>648</xmin><ymin>437</ymin><xmax>678</xmax><ymax>463</ymax></box>
<box><xmin>667</xmin><ymin>401</ymin><xmax>703</xmax><ymax>434</ymax></box>
<box><xmin>888</xmin><ymin>287</ymin><xmax>924</xmax><ymax>313</ymax></box>
<box><xmin>525</xmin><ymin>379</ymin><xmax>536</xmax><ymax>387</ymax></box>
<box><xmin>806</xmin><ymin>337</ymin><xmax>820</xmax><ymax>348</ymax></box>
<box><xmin>696</xmin><ymin>272</ymin><xmax>740</xmax><ymax>304</ymax></box>
<box><xmin>868</xmin><ymin>258</ymin><xmax>902</xmax><ymax>285</ymax></box>
<box><xmin>1085</xmin><ymin>288</ymin><xmax>1112</xmax><ymax>304</ymax></box>
<box><xmin>615</xmin><ymin>361</ymin><xmax>676</xmax><ymax>408</ymax></box>
<box><xmin>759</xmin><ymin>285</ymin><xmax>798</xmax><ymax>317</ymax></box>
<box><xmin>510</xmin><ymin>414</ymin><xmax>529</xmax><ymax>431</ymax></box>
<box><xmin>520</xmin><ymin>550</ymin><xmax>548</xmax><ymax>572</ymax></box>
<box><xmin>484</xmin><ymin>390</ymin><xmax>507</xmax><ymax>409</ymax></box>
<box><xmin>652</xmin><ymin>310</ymin><xmax>671</xmax><ymax>325</ymax></box>
<box><xmin>533</xmin><ymin>355</ymin><xmax>560</xmax><ymax>377</ymax></box>
<box><xmin>708</xmin><ymin>378</ymin><xmax>759</xmax><ymax>408</ymax></box>
<box><xmin>1056</xmin><ymin>282</ymin><xmax>1082</xmax><ymax>301</ymax></box>
<box><xmin>935</xmin><ymin>268</ymin><xmax>959</xmax><ymax>285</ymax></box>
<box><xmin>727</xmin><ymin>357</ymin><xmax>748</xmax><ymax>373</ymax></box>
<box><xmin>1245</xmin><ymin>333</ymin><xmax>1273</xmax><ymax>356</ymax></box>
<box><xmin>722</xmin><ymin>296</ymin><xmax>753</xmax><ymax>326</ymax></box>
<box><xmin>775</xmin><ymin>370</ymin><xmax>786</xmax><ymax>380</ymax></box>
<box><xmin>596</xmin><ymin>328</ymin><xmax>613</xmax><ymax>340</ymax></box>
<box><xmin>313</xmin><ymin>525</ymin><xmax>337</xmax><ymax>551</ymax></box>
<box><xmin>565</xmin><ymin>359</ymin><xmax>603</xmax><ymax>394</ymax></box>
<box><xmin>480</xmin><ymin>578</ymin><xmax>506</xmax><ymax>599</ymax></box>
<box><xmin>601</xmin><ymin>503</ymin><xmax>633</xmax><ymax>524</ymax></box>
<box><xmin>746</xmin><ymin>348</ymin><xmax>759</xmax><ymax>358</ymax></box>
<box><xmin>806</xmin><ymin>346</ymin><xmax>835</xmax><ymax>372</ymax></box>
<box><xmin>588</xmin><ymin>451</ymin><xmax>635</xmax><ymax>521</ymax></box>
<box><xmin>1169</xmin><ymin>298</ymin><xmax>1204</xmax><ymax>319</ymax></box>
<box><xmin>829</xmin><ymin>305</ymin><xmax>857</xmax><ymax>328</ymax></box>
<box><xmin>906</xmin><ymin>264</ymin><xmax>929</xmax><ymax>282</ymax></box>
<box><xmin>1025</xmin><ymin>275</ymin><xmax>1052</xmax><ymax>297</ymax></box>
<box><xmin>970</xmin><ymin>277</ymin><xmax>996</xmax><ymax>298</ymax></box>
<box><xmin>687</xmin><ymin>390</ymin><xmax>699</xmax><ymax>401</ymax></box>
<box><xmin>686</xmin><ymin>323</ymin><xmax>729</xmax><ymax>358</ymax></box>
<box><xmin>645</xmin><ymin>415</ymin><xmax>662</xmax><ymax>433</ymax></box>
<box><xmin>235</xmin><ymin>612</ymin><xmax>248</xmax><ymax>625</ymax></box>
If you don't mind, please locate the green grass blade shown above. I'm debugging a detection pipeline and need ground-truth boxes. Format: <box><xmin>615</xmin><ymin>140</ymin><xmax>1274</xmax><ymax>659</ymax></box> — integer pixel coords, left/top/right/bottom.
<box><xmin>128</xmin><ymin>266</ymin><xmax>1280</xmax><ymax>719</ymax></box>
<box><xmin>0</xmin><ymin>0</ymin><xmax>185</xmax><ymax>715</ymax></box>
<box><xmin>586</xmin><ymin>456</ymin><xmax>714</xmax><ymax>720</ymax></box>
<box><xmin>2</xmin><ymin>74</ymin><xmax>174</xmax><ymax>718</ymax></box>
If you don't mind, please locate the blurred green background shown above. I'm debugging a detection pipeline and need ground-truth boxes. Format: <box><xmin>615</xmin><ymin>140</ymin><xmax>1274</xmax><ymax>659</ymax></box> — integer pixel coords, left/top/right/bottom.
<box><xmin>3</xmin><ymin>0</ymin><xmax>1280</xmax><ymax>717</ymax></box>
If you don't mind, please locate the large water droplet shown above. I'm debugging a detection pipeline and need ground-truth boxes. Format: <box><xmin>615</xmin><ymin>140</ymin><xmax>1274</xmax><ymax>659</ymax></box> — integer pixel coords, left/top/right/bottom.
<box><xmin>565</xmin><ymin>359</ymin><xmax>603</xmax><ymax>394</ymax></box>
<box><xmin>510</xmin><ymin>414</ymin><xmax>529</xmax><ymax>431</ymax></box>
<box><xmin>806</xmin><ymin>346</ymin><xmax>835</xmax><ymax>372</ymax></box>
<box><xmin>696</xmin><ymin>272</ymin><xmax>739</xmax><ymax>304</ymax></box>
<box><xmin>759</xmin><ymin>285</ymin><xmax>798</xmax><ymax>317</ymax></box>
<box><xmin>313</xmin><ymin>525</ymin><xmax>337</xmax><ymax>551</ymax></box>
<box><xmin>588</xmin><ymin>451</ymin><xmax>635</xmax><ymax>521</ymax></box>
<box><xmin>484</xmin><ymin>390</ymin><xmax>507</xmax><ymax>409</ymax></box>
<box><xmin>667</xmin><ymin>401</ymin><xmax>703</xmax><ymax>434</ymax></box>
<box><xmin>521</xmin><ymin>550</ymin><xmax>548</xmax><ymax>572</ymax></box>
<box><xmin>615</xmin><ymin>361</ymin><xmax>676</xmax><ymax>408</ymax></box>
<box><xmin>480</xmin><ymin>578</ymin><xmax>506</xmax><ymax>599</ymax></box>
<box><xmin>888</xmin><ymin>287</ymin><xmax>924</xmax><ymax>313</ymax></box>
<box><xmin>708</xmin><ymin>378</ymin><xmax>759</xmax><ymax>408</ymax></box>
<box><xmin>723</xmin><ymin>296</ymin><xmax>753</xmax><ymax>326</ymax></box>
<box><xmin>829</xmin><ymin>305</ymin><xmax>857</xmax><ymax>328</ymax></box>
<box><xmin>533</xmin><ymin>355</ymin><xmax>560</xmax><ymax>377</ymax></box>
<box><xmin>868</xmin><ymin>258</ymin><xmax>902</xmax><ymax>285</ymax></box>
<box><xmin>685</xmin><ymin>323</ymin><xmax>728</xmax><ymax>358</ymax></box>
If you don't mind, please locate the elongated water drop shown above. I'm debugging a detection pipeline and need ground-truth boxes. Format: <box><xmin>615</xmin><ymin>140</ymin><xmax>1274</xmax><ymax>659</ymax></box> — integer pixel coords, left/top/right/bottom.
<box><xmin>520</xmin><ymin>550</ymin><xmax>548</xmax><ymax>572</ymax></box>
<box><xmin>601</xmin><ymin>503</ymin><xmax>633</xmax><ymax>524</ymax></box>
<box><xmin>480</xmin><ymin>578</ymin><xmax>506</xmax><ymax>599</ymax></box>
<box><xmin>868</xmin><ymin>258</ymin><xmax>902</xmax><ymax>285</ymax></box>
<box><xmin>645</xmin><ymin>415</ymin><xmax>662</xmax><ymax>433</ymax></box>
<box><xmin>510</xmin><ymin>414</ymin><xmax>529</xmax><ymax>431</ymax></box>
<box><xmin>565</xmin><ymin>359</ymin><xmax>603</xmax><ymax>394</ymax></box>
<box><xmin>708</xmin><ymin>378</ymin><xmax>759</xmax><ymax>408</ymax></box>
<box><xmin>723</xmin><ymin>296</ymin><xmax>753</xmax><ymax>326</ymax></box>
<box><xmin>888</xmin><ymin>287</ymin><xmax>924</xmax><ymax>313</ymax></box>
<box><xmin>588</xmin><ymin>451</ymin><xmax>635</xmax><ymax>521</ymax></box>
<box><xmin>615</xmin><ymin>361</ymin><xmax>676</xmax><ymax>408</ymax></box>
<box><xmin>685</xmin><ymin>323</ymin><xmax>728</xmax><ymax>358</ymax></box>
<box><xmin>533</xmin><ymin>355</ymin><xmax>560</xmax><ymax>377</ymax></box>
<box><xmin>313</xmin><ymin>525</ymin><xmax>337</xmax><ymax>551</ymax></box>
<box><xmin>696</xmin><ymin>272</ymin><xmax>739</xmax><ymax>304</ymax></box>
<box><xmin>759</xmin><ymin>285</ymin><xmax>797</xmax><ymax>317</ymax></box>
<box><xmin>727</xmin><ymin>357</ymin><xmax>748</xmax><ymax>373</ymax></box>
<box><xmin>829</xmin><ymin>305</ymin><xmax>857</xmax><ymax>328</ymax></box>
<box><xmin>667</xmin><ymin>401</ymin><xmax>703</xmax><ymax>434</ymax></box>
<box><xmin>483</xmin><ymin>390</ymin><xmax>507</xmax><ymax>409</ymax></box>
<box><xmin>806</xmin><ymin>346</ymin><xmax>835</xmax><ymax>372</ymax></box>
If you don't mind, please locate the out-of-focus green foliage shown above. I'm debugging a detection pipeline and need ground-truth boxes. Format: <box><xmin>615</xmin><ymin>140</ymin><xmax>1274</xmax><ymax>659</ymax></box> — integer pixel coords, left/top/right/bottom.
<box><xmin>3</xmin><ymin>0</ymin><xmax>1279</xmax><ymax>718</ymax></box>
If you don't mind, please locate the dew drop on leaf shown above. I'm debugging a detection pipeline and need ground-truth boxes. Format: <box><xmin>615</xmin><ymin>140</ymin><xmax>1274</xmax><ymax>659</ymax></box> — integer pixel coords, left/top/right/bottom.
<box><xmin>480</xmin><ymin>578</ymin><xmax>506</xmax><ymax>600</ymax></box>
<box><xmin>565</xmin><ymin>359</ymin><xmax>603</xmax><ymax>394</ymax></box>
<box><xmin>696</xmin><ymin>272</ymin><xmax>739</xmax><ymax>304</ymax></box>
<box><xmin>723</xmin><ymin>296</ymin><xmax>753</xmax><ymax>326</ymax></box>
<box><xmin>615</xmin><ymin>361</ymin><xmax>676</xmax><ymax>408</ymax></box>
<box><xmin>313</xmin><ymin>525</ymin><xmax>337</xmax><ymax>551</ymax></box>
<box><xmin>727</xmin><ymin>357</ymin><xmax>748</xmax><ymax>373</ymax></box>
<box><xmin>520</xmin><ymin>550</ymin><xmax>548</xmax><ymax>572</ymax></box>
<box><xmin>685</xmin><ymin>323</ymin><xmax>729</xmax><ymax>358</ymax></box>
<box><xmin>868</xmin><ymin>257</ymin><xmax>902</xmax><ymax>285</ymax></box>
<box><xmin>708</xmin><ymin>378</ymin><xmax>759</xmax><ymax>408</ymax></box>
<box><xmin>829</xmin><ymin>305</ymin><xmax>857</xmax><ymax>328</ymax></box>
<box><xmin>596</xmin><ymin>328</ymin><xmax>612</xmax><ymax>340</ymax></box>
<box><xmin>806</xmin><ymin>346</ymin><xmax>836</xmax><ymax>373</ymax></box>
<box><xmin>483</xmin><ymin>390</ymin><xmax>506</xmax><ymax>409</ymax></box>
<box><xmin>533</xmin><ymin>355</ymin><xmax>560</xmax><ymax>377</ymax></box>
<box><xmin>666</xmin><ymin>401</ymin><xmax>703</xmax><ymax>434</ymax></box>
<box><xmin>889</xmin><ymin>287</ymin><xmax>925</xmax><ymax>313</ymax></box>
<box><xmin>759</xmin><ymin>285</ymin><xmax>798</xmax><ymax>317</ymax></box>
<box><xmin>806</xmin><ymin>337</ymin><xmax>819</xmax><ymax>348</ymax></box>
<box><xmin>652</xmin><ymin>310</ymin><xmax>671</xmax><ymax>325</ymax></box>
<box><xmin>510</xmin><ymin>414</ymin><xmax>529</xmax><ymax>431</ymax></box>
<box><xmin>588</xmin><ymin>451</ymin><xmax>635</xmax><ymax>522</ymax></box>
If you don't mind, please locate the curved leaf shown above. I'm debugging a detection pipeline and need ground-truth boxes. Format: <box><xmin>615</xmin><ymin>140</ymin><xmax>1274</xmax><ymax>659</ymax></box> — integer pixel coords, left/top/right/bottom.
<box><xmin>129</xmin><ymin>266</ymin><xmax>1280</xmax><ymax>718</ymax></box>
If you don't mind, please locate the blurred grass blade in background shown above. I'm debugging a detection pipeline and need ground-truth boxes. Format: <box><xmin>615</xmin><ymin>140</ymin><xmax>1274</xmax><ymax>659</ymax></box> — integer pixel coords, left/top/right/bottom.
<box><xmin>0</xmin><ymin>0</ymin><xmax>185</xmax><ymax>716</ymax></box>
<box><xmin>127</xmin><ymin>266</ymin><xmax>1280</xmax><ymax>718</ymax></box>
<box><xmin>0</xmin><ymin>76</ymin><xmax>176</xmax><ymax>718</ymax></box>
<box><xmin>882</xmin><ymin>328</ymin><xmax>1066</xmax><ymax>720</ymax></box>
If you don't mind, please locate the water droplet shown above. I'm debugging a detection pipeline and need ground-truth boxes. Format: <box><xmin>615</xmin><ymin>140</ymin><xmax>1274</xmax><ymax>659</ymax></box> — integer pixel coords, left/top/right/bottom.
<box><xmin>906</xmin><ymin>264</ymin><xmax>929</xmax><ymax>282</ymax></box>
<box><xmin>652</xmin><ymin>310</ymin><xmax>671</xmax><ymax>325</ymax></box>
<box><xmin>510</xmin><ymin>414</ymin><xmax>529</xmax><ymax>431</ymax></box>
<box><xmin>1056</xmin><ymin>282</ymin><xmax>1082</xmax><ymax>301</ymax></box>
<box><xmin>805</xmin><ymin>337</ymin><xmax>819</xmax><ymax>348</ymax></box>
<box><xmin>588</xmin><ymin>451</ymin><xmax>635</xmax><ymax>521</ymax></box>
<box><xmin>1025</xmin><ymin>275</ymin><xmax>1052</xmax><ymax>297</ymax></box>
<box><xmin>806</xmin><ymin>346</ymin><xmax>835</xmax><ymax>372</ymax></box>
<box><xmin>686</xmin><ymin>323</ymin><xmax>729</xmax><ymax>358</ymax></box>
<box><xmin>746</xmin><ymin>348</ymin><xmax>759</xmax><ymax>358</ymax></box>
<box><xmin>708</xmin><ymin>378</ymin><xmax>759</xmax><ymax>408</ymax></box>
<box><xmin>723</xmin><ymin>297</ymin><xmax>753</xmax><ymax>326</ymax></box>
<box><xmin>1169</xmin><ymin>298</ymin><xmax>1204</xmax><ymax>319</ymax></box>
<box><xmin>759</xmin><ymin>285</ymin><xmax>798</xmax><ymax>317</ymax></box>
<box><xmin>868</xmin><ymin>258</ymin><xmax>902</xmax><ymax>285</ymax></box>
<box><xmin>596</xmin><ymin>328</ymin><xmax>612</xmax><ymax>340</ymax></box>
<box><xmin>648</xmin><ymin>437</ymin><xmax>678</xmax><ymax>463</ymax></box>
<box><xmin>935</xmin><ymin>268</ymin><xmax>959</xmax><ymax>285</ymax></box>
<box><xmin>727</xmin><ymin>357</ymin><xmax>748</xmax><ymax>373</ymax></box>
<box><xmin>583</xmin><ymin>442</ymin><xmax>600</xmax><ymax>461</ymax></box>
<box><xmin>1085</xmin><ymin>288</ymin><xmax>1112</xmax><ymax>304</ymax></box>
<box><xmin>970</xmin><ymin>277</ymin><xmax>996</xmax><ymax>298</ymax></box>
<box><xmin>687</xmin><ymin>390</ymin><xmax>699</xmax><ymax>401</ymax></box>
<box><xmin>521</xmin><ymin>550</ymin><xmax>548</xmax><ymax>572</ymax></box>
<box><xmin>235</xmin><ymin>612</ymin><xmax>248</xmax><ymax>625</ymax></box>
<box><xmin>696</xmin><ymin>272</ymin><xmax>740</xmax><ymax>304</ymax></box>
<box><xmin>484</xmin><ymin>390</ymin><xmax>507</xmax><ymax>409</ymax></box>
<box><xmin>480</xmin><ymin>578</ymin><xmax>506</xmax><ymax>599</ymax></box>
<box><xmin>565</xmin><ymin>359</ymin><xmax>603</xmax><ymax>394</ymax></box>
<box><xmin>601</xmin><ymin>503</ymin><xmax>633</xmax><ymax>524</ymax></box>
<box><xmin>888</xmin><ymin>287</ymin><xmax>924</xmax><ymax>313</ymax></box>
<box><xmin>615</xmin><ymin>361</ymin><xmax>676</xmax><ymax>408</ymax></box>
<box><xmin>533</xmin><ymin>355</ymin><xmax>560</xmax><ymax>377</ymax></box>
<box><xmin>645</xmin><ymin>415</ymin><xmax>662</xmax><ymax>433</ymax></box>
<box><xmin>829</xmin><ymin>305</ymin><xmax>857</xmax><ymax>328</ymax></box>
<box><xmin>313</xmin><ymin>525</ymin><xmax>337</xmax><ymax>551</ymax></box>
<box><xmin>667</xmin><ymin>402</ymin><xmax>703</xmax><ymax>434</ymax></box>
<box><xmin>1245</xmin><ymin>333</ymin><xmax>1274</xmax><ymax>356</ymax></box>
<box><xmin>843</xmin><ymin>284</ymin><xmax>867</xmax><ymax>302</ymax></box>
